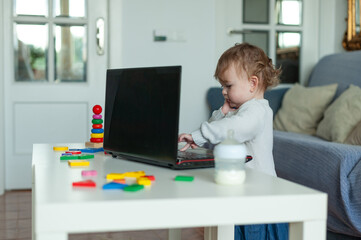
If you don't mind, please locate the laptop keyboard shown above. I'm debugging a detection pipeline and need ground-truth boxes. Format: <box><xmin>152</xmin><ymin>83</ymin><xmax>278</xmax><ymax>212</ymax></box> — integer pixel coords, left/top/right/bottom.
<box><xmin>176</xmin><ymin>149</ymin><xmax>214</xmax><ymax>167</ymax></box>
<box><xmin>177</xmin><ymin>150</ymin><xmax>213</xmax><ymax>160</ymax></box>
<box><xmin>175</xmin><ymin>148</ymin><xmax>253</xmax><ymax>168</ymax></box>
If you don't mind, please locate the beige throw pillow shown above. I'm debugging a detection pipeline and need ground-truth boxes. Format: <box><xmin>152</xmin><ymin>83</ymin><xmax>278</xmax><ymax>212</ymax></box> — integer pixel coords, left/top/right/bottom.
<box><xmin>274</xmin><ymin>83</ymin><xmax>338</xmax><ymax>135</ymax></box>
<box><xmin>345</xmin><ymin>120</ymin><xmax>361</xmax><ymax>145</ymax></box>
<box><xmin>316</xmin><ymin>84</ymin><xmax>361</xmax><ymax>143</ymax></box>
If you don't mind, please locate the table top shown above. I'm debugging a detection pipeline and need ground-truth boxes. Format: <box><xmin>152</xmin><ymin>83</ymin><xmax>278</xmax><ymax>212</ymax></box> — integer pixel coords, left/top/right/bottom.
<box><xmin>32</xmin><ymin>143</ymin><xmax>327</xmax><ymax>234</ymax></box>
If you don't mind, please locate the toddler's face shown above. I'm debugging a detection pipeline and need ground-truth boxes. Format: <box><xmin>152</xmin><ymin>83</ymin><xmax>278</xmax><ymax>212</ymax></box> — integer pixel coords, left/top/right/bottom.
<box><xmin>220</xmin><ymin>64</ymin><xmax>254</xmax><ymax>109</ymax></box>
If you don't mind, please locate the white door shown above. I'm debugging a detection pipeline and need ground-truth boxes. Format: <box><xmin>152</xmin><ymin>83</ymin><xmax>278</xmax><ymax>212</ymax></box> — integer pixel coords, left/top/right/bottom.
<box><xmin>3</xmin><ymin>0</ymin><xmax>107</xmax><ymax>189</ymax></box>
<box><xmin>216</xmin><ymin>0</ymin><xmax>320</xmax><ymax>85</ymax></box>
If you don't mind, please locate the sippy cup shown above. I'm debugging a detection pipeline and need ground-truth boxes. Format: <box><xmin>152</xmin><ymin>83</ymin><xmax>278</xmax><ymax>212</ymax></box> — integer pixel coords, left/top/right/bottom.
<box><xmin>213</xmin><ymin>129</ymin><xmax>247</xmax><ymax>185</ymax></box>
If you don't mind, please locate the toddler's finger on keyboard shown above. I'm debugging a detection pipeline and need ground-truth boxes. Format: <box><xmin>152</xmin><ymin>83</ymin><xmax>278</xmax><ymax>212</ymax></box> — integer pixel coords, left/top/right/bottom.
<box><xmin>179</xmin><ymin>143</ymin><xmax>190</xmax><ymax>152</ymax></box>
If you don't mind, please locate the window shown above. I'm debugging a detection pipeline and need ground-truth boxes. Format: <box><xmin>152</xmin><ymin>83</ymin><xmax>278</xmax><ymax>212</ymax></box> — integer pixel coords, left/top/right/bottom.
<box><xmin>13</xmin><ymin>0</ymin><xmax>87</xmax><ymax>82</ymax></box>
<box><xmin>242</xmin><ymin>0</ymin><xmax>303</xmax><ymax>84</ymax></box>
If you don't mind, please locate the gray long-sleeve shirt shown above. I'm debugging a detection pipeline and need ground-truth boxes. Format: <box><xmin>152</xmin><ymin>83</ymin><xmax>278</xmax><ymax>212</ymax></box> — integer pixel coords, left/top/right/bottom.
<box><xmin>192</xmin><ymin>98</ymin><xmax>277</xmax><ymax>176</ymax></box>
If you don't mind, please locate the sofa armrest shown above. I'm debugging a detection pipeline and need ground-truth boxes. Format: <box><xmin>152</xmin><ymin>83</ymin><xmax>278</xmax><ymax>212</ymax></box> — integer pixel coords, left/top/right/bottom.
<box><xmin>264</xmin><ymin>87</ymin><xmax>289</xmax><ymax>115</ymax></box>
<box><xmin>273</xmin><ymin>130</ymin><xmax>361</xmax><ymax>237</ymax></box>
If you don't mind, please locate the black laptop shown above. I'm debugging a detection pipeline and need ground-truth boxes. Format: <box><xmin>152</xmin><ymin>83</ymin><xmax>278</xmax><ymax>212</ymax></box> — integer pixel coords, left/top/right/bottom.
<box><xmin>103</xmin><ymin>66</ymin><xmax>214</xmax><ymax>169</ymax></box>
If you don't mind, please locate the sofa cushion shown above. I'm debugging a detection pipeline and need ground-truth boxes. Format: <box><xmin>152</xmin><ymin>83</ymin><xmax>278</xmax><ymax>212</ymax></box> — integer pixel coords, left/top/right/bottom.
<box><xmin>345</xmin><ymin>120</ymin><xmax>361</xmax><ymax>145</ymax></box>
<box><xmin>273</xmin><ymin>83</ymin><xmax>337</xmax><ymax>135</ymax></box>
<box><xmin>317</xmin><ymin>85</ymin><xmax>361</xmax><ymax>143</ymax></box>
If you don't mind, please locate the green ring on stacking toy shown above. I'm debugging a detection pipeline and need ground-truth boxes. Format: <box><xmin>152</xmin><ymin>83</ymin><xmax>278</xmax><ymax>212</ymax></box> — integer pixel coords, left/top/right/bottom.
<box><xmin>92</xmin><ymin>119</ymin><xmax>103</xmax><ymax>124</ymax></box>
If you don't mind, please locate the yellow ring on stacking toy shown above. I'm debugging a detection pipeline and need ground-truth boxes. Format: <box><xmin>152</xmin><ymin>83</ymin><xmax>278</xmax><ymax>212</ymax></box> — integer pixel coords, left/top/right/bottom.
<box><xmin>53</xmin><ymin>146</ymin><xmax>68</xmax><ymax>151</ymax></box>
<box><xmin>91</xmin><ymin>133</ymin><xmax>104</xmax><ymax>138</ymax></box>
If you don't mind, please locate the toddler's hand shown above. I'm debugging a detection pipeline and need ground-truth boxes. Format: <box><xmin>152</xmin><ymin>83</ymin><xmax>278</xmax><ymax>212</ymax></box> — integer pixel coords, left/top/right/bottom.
<box><xmin>221</xmin><ymin>100</ymin><xmax>237</xmax><ymax>115</ymax></box>
<box><xmin>178</xmin><ymin>133</ymin><xmax>198</xmax><ymax>151</ymax></box>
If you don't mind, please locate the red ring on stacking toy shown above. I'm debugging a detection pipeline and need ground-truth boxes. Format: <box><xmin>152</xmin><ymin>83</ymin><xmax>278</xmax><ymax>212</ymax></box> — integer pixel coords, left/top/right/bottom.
<box><xmin>90</xmin><ymin>138</ymin><xmax>103</xmax><ymax>143</ymax></box>
<box><xmin>92</xmin><ymin>124</ymin><xmax>103</xmax><ymax>129</ymax></box>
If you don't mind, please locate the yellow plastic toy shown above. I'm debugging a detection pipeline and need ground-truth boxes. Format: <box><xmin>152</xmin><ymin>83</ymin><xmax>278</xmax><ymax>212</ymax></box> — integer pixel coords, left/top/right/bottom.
<box><xmin>68</xmin><ymin>160</ymin><xmax>90</xmax><ymax>167</ymax></box>
<box><xmin>123</xmin><ymin>171</ymin><xmax>146</xmax><ymax>178</ymax></box>
<box><xmin>106</xmin><ymin>173</ymin><xmax>125</xmax><ymax>180</ymax></box>
<box><xmin>137</xmin><ymin>177</ymin><xmax>152</xmax><ymax>186</ymax></box>
<box><xmin>53</xmin><ymin>146</ymin><xmax>68</xmax><ymax>151</ymax></box>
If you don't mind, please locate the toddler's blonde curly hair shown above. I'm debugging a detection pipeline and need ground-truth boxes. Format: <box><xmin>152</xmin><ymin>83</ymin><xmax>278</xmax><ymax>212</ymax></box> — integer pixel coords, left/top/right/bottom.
<box><xmin>214</xmin><ymin>43</ymin><xmax>281</xmax><ymax>91</ymax></box>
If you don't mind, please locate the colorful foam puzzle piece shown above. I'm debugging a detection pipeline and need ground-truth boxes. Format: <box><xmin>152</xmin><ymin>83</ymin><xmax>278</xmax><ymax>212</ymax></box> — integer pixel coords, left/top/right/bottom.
<box><xmin>123</xmin><ymin>171</ymin><xmax>146</xmax><ymax>178</ymax></box>
<box><xmin>72</xmin><ymin>180</ymin><xmax>96</xmax><ymax>187</ymax></box>
<box><xmin>174</xmin><ymin>175</ymin><xmax>194</xmax><ymax>182</ymax></box>
<box><xmin>144</xmin><ymin>175</ymin><xmax>155</xmax><ymax>181</ymax></box>
<box><xmin>81</xmin><ymin>170</ymin><xmax>97</xmax><ymax>177</ymax></box>
<box><xmin>106</xmin><ymin>173</ymin><xmax>125</xmax><ymax>180</ymax></box>
<box><xmin>81</xmin><ymin>147</ymin><xmax>104</xmax><ymax>153</ymax></box>
<box><xmin>137</xmin><ymin>177</ymin><xmax>152</xmax><ymax>186</ymax></box>
<box><xmin>68</xmin><ymin>160</ymin><xmax>90</xmax><ymax>167</ymax></box>
<box><xmin>62</xmin><ymin>153</ymin><xmax>73</xmax><ymax>156</ymax></box>
<box><xmin>66</xmin><ymin>151</ymin><xmax>82</xmax><ymax>155</ymax></box>
<box><xmin>60</xmin><ymin>155</ymin><xmax>79</xmax><ymax>160</ymax></box>
<box><xmin>102</xmin><ymin>182</ymin><xmax>128</xmax><ymax>190</ymax></box>
<box><xmin>78</xmin><ymin>154</ymin><xmax>94</xmax><ymax>160</ymax></box>
<box><xmin>112</xmin><ymin>179</ymin><xmax>126</xmax><ymax>184</ymax></box>
<box><xmin>69</xmin><ymin>148</ymin><xmax>104</xmax><ymax>153</ymax></box>
<box><xmin>123</xmin><ymin>184</ymin><xmax>144</xmax><ymax>192</ymax></box>
<box><xmin>53</xmin><ymin>146</ymin><xmax>68</xmax><ymax>151</ymax></box>
<box><xmin>60</xmin><ymin>154</ymin><xmax>94</xmax><ymax>161</ymax></box>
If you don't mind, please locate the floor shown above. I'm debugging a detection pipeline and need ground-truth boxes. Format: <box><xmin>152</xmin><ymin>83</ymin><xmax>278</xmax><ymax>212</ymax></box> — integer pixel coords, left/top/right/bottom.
<box><xmin>0</xmin><ymin>190</ymin><xmax>204</xmax><ymax>240</ymax></box>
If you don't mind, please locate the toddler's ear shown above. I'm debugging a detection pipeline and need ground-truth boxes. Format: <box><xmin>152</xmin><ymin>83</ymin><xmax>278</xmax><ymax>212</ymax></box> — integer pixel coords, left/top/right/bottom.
<box><xmin>249</xmin><ymin>76</ymin><xmax>259</xmax><ymax>92</ymax></box>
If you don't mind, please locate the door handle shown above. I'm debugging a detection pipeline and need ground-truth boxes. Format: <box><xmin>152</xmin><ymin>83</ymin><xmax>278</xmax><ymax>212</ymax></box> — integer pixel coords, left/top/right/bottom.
<box><xmin>96</xmin><ymin>17</ymin><xmax>105</xmax><ymax>55</ymax></box>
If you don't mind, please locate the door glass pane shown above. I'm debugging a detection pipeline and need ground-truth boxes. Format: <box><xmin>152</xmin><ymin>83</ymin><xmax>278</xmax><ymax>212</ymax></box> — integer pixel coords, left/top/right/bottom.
<box><xmin>54</xmin><ymin>0</ymin><xmax>86</xmax><ymax>18</ymax></box>
<box><xmin>276</xmin><ymin>31</ymin><xmax>301</xmax><ymax>83</ymax></box>
<box><xmin>243</xmin><ymin>0</ymin><xmax>268</xmax><ymax>24</ymax></box>
<box><xmin>15</xmin><ymin>24</ymin><xmax>48</xmax><ymax>82</ymax></box>
<box><xmin>276</xmin><ymin>0</ymin><xmax>302</xmax><ymax>26</ymax></box>
<box><xmin>55</xmin><ymin>25</ymin><xmax>86</xmax><ymax>82</ymax></box>
<box><xmin>244</xmin><ymin>31</ymin><xmax>269</xmax><ymax>55</ymax></box>
<box><xmin>15</xmin><ymin>0</ymin><xmax>48</xmax><ymax>16</ymax></box>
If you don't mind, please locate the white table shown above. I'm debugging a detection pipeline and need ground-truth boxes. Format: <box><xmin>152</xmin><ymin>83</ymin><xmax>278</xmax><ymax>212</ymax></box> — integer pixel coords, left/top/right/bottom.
<box><xmin>32</xmin><ymin>143</ymin><xmax>327</xmax><ymax>240</ymax></box>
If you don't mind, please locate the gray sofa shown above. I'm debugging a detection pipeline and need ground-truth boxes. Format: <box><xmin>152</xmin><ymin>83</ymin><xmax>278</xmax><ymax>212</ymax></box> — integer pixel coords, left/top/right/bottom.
<box><xmin>207</xmin><ymin>51</ymin><xmax>361</xmax><ymax>239</ymax></box>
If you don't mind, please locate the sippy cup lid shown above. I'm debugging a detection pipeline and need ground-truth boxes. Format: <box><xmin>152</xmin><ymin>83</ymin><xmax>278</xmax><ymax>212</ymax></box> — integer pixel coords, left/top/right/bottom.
<box><xmin>213</xmin><ymin>130</ymin><xmax>247</xmax><ymax>159</ymax></box>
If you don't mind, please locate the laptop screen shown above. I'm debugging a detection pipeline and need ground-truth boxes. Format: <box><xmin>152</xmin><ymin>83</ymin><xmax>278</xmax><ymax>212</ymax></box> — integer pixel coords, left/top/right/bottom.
<box><xmin>104</xmin><ymin>66</ymin><xmax>182</xmax><ymax>167</ymax></box>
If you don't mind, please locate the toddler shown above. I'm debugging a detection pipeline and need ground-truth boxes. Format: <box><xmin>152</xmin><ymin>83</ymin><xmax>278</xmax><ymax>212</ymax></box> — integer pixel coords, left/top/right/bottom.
<box><xmin>178</xmin><ymin>42</ymin><xmax>288</xmax><ymax>240</ymax></box>
<box><xmin>179</xmin><ymin>42</ymin><xmax>280</xmax><ymax>176</ymax></box>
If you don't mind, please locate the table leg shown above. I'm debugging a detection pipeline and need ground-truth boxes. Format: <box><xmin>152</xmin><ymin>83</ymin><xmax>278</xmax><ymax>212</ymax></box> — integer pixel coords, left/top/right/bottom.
<box><xmin>204</xmin><ymin>227</ymin><xmax>217</xmax><ymax>240</ymax></box>
<box><xmin>168</xmin><ymin>228</ymin><xmax>182</xmax><ymax>240</ymax></box>
<box><xmin>36</xmin><ymin>233</ymin><xmax>68</xmax><ymax>240</ymax></box>
<box><xmin>289</xmin><ymin>220</ymin><xmax>326</xmax><ymax>240</ymax></box>
<box><xmin>203</xmin><ymin>225</ymin><xmax>234</xmax><ymax>240</ymax></box>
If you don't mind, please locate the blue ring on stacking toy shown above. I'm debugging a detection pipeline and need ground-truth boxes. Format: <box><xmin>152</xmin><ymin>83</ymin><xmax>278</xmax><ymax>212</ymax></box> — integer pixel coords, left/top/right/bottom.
<box><xmin>91</xmin><ymin>128</ymin><xmax>104</xmax><ymax>133</ymax></box>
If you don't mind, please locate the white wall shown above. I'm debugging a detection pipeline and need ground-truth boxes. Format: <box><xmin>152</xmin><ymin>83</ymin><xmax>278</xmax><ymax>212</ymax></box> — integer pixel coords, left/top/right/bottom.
<box><xmin>0</xmin><ymin>0</ymin><xmax>4</xmax><ymax>195</ymax></box>
<box><xmin>108</xmin><ymin>0</ymin><xmax>217</xmax><ymax>133</ymax></box>
<box><xmin>107</xmin><ymin>0</ymin><xmax>349</xmax><ymax>132</ymax></box>
<box><xmin>319</xmin><ymin>0</ymin><xmax>347</xmax><ymax>58</ymax></box>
